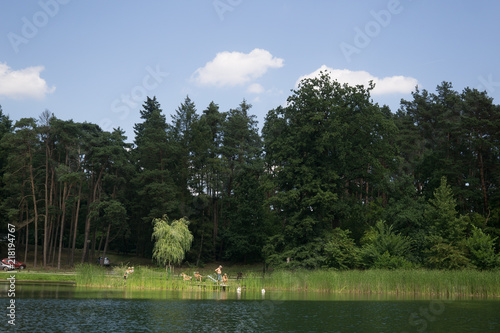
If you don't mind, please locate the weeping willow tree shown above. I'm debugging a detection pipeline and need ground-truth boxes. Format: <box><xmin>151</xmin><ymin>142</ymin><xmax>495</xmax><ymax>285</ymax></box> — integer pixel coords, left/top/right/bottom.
<box><xmin>152</xmin><ymin>215</ymin><xmax>193</xmax><ymax>274</ymax></box>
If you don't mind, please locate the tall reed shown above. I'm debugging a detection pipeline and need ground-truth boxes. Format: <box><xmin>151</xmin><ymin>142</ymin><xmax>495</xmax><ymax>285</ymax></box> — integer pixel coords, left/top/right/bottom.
<box><xmin>76</xmin><ymin>264</ymin><xmax>216</xmax><ymax>290</ymax></box>
<box><xmin>74</xmin><ymin>265</ymin><xmax>500</xmax><ymax>297</ymax></box>
<box><xmin>75</xmin><ymin>264</ymin><xmax>123</xmax><ymax>288</ymax></box>
<box><xmin>124</xmin><ymin>266</ymin><xmax>193</xmax><ymax>290</ymax></box>
<box><xmin>236</xmin><ymin>269</ymin><xmax>500</xmax><ymax>297</ymax></box>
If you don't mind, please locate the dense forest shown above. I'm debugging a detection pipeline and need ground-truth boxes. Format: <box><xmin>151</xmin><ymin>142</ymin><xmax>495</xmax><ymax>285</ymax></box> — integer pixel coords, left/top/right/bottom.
<box><xmin>1</xmin><ymin>72</ymin><xmax>499</xmax><ymax>270</ymax></box>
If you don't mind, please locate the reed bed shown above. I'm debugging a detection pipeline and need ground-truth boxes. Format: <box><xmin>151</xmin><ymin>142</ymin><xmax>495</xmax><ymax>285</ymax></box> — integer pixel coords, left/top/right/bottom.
<box><xmin>74</xmin><ymin>265</ymin><xmax>500</xmax><ymax>297</ymax></box>
<box><xmin>239</xmin><ymin>269</ymin><xmax>500</xmax><ymax>297</ymax></box>
<box><xmin>75</xmin><ymin>264</ymin><xmax>211</xmax><ymax>290</ymax></box>
<box><xmin>124</xmin><ymin>266</ymin><xmax>193</xmax><ymax>290</ymax></box>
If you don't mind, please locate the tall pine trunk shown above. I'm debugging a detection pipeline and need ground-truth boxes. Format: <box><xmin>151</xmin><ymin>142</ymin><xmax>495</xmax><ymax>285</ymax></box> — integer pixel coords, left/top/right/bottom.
<box><xmin>28</xmin><ymin>142</ymin><xmax>39</xmax><ymax>268</ymax></box>
<box><xmin>81</xmin><ymin>167</ymin><xmax>104</xmax><ymax>263</ymax></box>
<box><xmin>43</xmin><ymin>139</ymin><xmax>50</xmax><ymax>267</ymax></box>
<box><xmin>101</xmin><ymin>223</ymin><xmax>111</xmax><ymax>266</ymax></box>
<box><xmin>57</xmin><ymin>183</ymin><xmax>72</xmax><ymax>269</ymax></box>
<box><xmin>478</xmin><ymin>150</ymin><xmax>489</xmax><ymax>214</ymax></box>
<box><xmin>71</xmin><ymin>181</ymin><xmax>82</xmax><ymax>266</ymax></box>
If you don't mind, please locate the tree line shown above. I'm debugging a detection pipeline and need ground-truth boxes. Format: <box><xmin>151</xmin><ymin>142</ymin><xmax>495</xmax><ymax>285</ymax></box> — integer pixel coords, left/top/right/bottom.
<box><xmin>1</xmin><ymin>72</ymin><xmax>499</xmax><ymax>270</ymax></box>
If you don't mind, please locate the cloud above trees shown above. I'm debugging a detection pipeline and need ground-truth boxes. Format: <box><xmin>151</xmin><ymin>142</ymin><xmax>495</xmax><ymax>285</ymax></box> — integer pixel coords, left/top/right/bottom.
<box><xmin>296</xmin><ymin>65</ymin><xmax>418</xmax><ymax>95</ymax></box>
<box><xmin>0</xmin><ymin>62</ymin><xmax>55</xmax><ymax>99</ymax></box>
<box><xmin>192</xmin><ymin>48</ymin><xmax>284</xmax><ymax>87</ymax></box>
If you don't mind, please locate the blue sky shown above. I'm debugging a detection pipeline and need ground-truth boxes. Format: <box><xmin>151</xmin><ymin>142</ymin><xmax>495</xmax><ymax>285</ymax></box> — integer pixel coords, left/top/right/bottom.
<box><xmin>1</xmin><ymin>0</ymin><xmax>499</xmax><ymax>142</ymax></box>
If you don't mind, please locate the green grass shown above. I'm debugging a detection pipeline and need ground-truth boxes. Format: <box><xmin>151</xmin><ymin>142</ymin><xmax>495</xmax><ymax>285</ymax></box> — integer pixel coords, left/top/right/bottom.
<box><xmin>4</xmin><ymin>264</ymin><xmax>499</xmax><ymax>297</ymax></box>
<box><xmin>0</xmin><ymin>271</ymin><xmax>76</xmax><ymax>283</ymax></box>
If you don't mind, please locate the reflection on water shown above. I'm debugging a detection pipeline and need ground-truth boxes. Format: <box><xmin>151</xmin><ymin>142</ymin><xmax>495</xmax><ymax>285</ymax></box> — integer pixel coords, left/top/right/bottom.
<box><xmin>1</xmin><ymin>283</ymin><xmax>499</xmax><ymax>332</ymax></box>
<box><xmin>6</xmin><ymin>282</ymin><xmax>489</xmax><ymax>302</ymax></box>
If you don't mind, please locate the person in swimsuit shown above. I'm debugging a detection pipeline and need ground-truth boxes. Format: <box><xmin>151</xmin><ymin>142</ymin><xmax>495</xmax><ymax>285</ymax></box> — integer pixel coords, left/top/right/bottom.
<box><xmin>215</xmin><ymin>265</ymin><xmax>222</xmax><ymax>284</ymax></box>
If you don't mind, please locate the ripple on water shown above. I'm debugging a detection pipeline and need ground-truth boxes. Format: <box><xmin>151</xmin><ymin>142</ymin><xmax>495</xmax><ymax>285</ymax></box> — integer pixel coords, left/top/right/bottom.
<box><xmin>7</xmin><ymin>296</ymin><xmax>500</xmax><ymax>332</ymax></box>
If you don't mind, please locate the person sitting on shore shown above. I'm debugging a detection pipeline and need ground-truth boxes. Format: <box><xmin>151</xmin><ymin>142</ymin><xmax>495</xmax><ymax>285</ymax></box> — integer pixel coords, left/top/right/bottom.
<box><xmin>123</xmin><ymin>267</ymin><xmax>134</xmax><ymax>279</ymax></box>
<box><xmin>222</xmin><ymin>273</ymin><xmax>228</xmax><ymax>284</ymax></box>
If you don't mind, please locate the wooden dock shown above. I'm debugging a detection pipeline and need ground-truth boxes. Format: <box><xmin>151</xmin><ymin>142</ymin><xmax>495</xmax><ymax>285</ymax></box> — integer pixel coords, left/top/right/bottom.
<box><xmin>196</xmin><ymin>283</ymin><xmax>231</xmax><ymax>291</ymax></box>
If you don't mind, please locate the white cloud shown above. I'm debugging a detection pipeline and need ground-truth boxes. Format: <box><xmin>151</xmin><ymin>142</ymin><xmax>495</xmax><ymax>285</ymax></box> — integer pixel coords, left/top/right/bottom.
<box><xmin>192</xmin><ymin>48</ymin><xmax>284</xmax><ymax>87</ymax></box>
<box><xmin>296</xmin><ymin>65</ymin><xmax>418</xmax><ymax>95</ymax></box>
<box><xmin>0</xmin><ymin>62</ymin><xmax>55</xmax><ymax>99</ymax></box>
<box><xmin>247</xmin><ymin>83</ymin><xmax>265</xmax><ymax>94</ymax></box>
<box><xmin>251</xmin><ymin>96</ymin><xmax>261</xmax><ymax>103</ymax></box>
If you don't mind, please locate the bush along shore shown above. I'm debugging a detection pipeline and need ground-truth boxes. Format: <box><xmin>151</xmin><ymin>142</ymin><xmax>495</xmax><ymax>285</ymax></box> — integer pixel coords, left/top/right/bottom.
<box><xmin>65</xmin><ymin>265</ymin><xmax>500</xmax><ymax>297</ymax></box>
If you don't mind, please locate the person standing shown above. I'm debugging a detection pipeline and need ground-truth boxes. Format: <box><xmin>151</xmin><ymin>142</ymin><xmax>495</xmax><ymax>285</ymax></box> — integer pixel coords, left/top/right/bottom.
<box><xmin>215</xmin><ymin>265</ymin><xmax>222</xmax><ymax>284</ymax></box>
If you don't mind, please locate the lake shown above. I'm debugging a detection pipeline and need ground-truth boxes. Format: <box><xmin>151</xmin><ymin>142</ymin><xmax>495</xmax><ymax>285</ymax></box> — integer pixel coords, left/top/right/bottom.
<box><xmin>2</xmin><ymin>282</ymin><xmax>499</xmax><ymax>332</ymax></box>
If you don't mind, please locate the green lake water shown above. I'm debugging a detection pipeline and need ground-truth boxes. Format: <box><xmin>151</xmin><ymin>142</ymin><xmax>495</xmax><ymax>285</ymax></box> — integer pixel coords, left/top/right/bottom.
<box><xmin>1</xmin><ymin>282</ymin><xmax>499</xmax><ymax>332</ymax></box>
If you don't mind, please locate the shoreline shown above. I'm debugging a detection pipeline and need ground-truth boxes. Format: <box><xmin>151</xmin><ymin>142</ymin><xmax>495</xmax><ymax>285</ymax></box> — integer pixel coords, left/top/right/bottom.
<box><xmin>2</xmin><ymin>268</ymin><xmax>500</xmax><ymax>298</ymax></box>
<box><xmin>1</xmin><ymin>280</ymin><xmax>498</xmax><ymax>299</ymax></box>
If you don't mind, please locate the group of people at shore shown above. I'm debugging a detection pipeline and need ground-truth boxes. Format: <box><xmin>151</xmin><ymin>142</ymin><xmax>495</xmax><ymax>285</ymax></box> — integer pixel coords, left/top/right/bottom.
<box><xmin>215</xmin><ymin>265</ymin><xmax>228</xmax><ymax>284</ymax></box>
<box><xmin>180</xmin><ymin>265</ymin><xmax>228</xmax><ymax>283</ymax></box>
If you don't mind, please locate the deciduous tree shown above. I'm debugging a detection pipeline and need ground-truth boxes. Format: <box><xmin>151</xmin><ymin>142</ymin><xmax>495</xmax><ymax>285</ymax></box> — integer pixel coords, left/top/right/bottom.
<box><xmin>152</xmin><ymin>215</ymin><xmax>193</xmax><ymax>274</ymax></box>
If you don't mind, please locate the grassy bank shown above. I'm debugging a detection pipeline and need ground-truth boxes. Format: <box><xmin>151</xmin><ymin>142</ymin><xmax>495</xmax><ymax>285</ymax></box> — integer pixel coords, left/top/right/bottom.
<box><xmin>0</xmin><ymin>271</ymin><xmax>76</xmax><ymax>283</ymax></box>
<box><xmin>75</xmin><ymin>264</ymin><xmax>192</xmax><ymax>290</ymax></box>
<box><xmin>73</xmin><ymin>265</ymin><xmax>500</xmax><ymax>297</ymax></box>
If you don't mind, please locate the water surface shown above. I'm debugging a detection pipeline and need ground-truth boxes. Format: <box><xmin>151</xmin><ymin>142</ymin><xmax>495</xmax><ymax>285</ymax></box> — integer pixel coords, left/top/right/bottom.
<box><xmin>2</xmin><ymin>283</ymin><xmax>499</xmax><ymax>332</ymax></box>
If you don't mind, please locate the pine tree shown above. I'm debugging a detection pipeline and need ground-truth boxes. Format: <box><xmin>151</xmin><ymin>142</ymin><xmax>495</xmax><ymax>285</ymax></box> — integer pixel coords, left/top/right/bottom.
<box><xmin>131</xmin><ymin>97</ymin><xmax>176</xmax><ymax>257</ymax></box>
